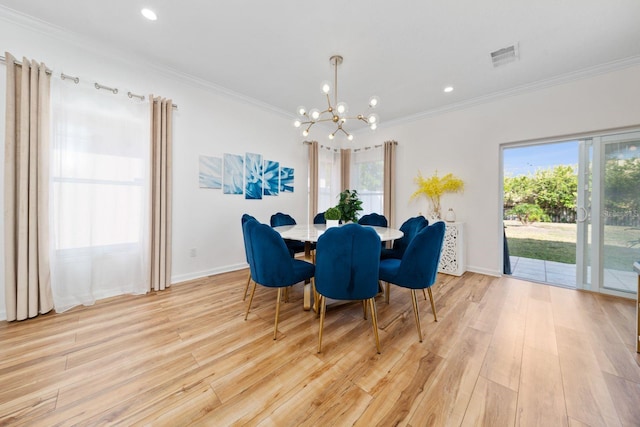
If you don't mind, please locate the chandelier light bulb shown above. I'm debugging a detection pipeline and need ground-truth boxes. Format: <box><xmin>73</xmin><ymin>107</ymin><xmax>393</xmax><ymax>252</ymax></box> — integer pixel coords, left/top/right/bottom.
<box><xmin>294</xmin><ymin>55</ymin><xmax>379</xmax><ymax>140</ymax></box>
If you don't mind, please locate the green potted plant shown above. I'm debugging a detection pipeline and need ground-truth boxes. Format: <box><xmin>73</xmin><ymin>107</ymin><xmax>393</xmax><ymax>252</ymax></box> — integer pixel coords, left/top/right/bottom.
<box><xmin>337</xmin><ymin>189</ymin><xmax>363</xmax><ymax>223</ymax></box>
<box><xmin>324</xmin><ymin>206</ymin><xmax>341</xmax><ymax>228</ymax></box>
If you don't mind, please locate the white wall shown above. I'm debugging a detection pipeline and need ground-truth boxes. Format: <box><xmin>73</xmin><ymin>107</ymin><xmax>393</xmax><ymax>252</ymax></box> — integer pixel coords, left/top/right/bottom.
<box><xmin>0</xmin><ymin>12</ymin><xmax>309</xmax><ymax>320</ymax></box>
<box><xmin>356</xmin><ymin>64</ymin><xmax>640</xmax><ymax>276</ymax></box>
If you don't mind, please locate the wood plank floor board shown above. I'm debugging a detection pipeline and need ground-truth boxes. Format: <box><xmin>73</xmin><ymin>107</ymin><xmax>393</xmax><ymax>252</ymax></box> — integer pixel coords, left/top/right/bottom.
<box><xmin>0</xmin><ymin>270</ymin><xmax>637</xmax><ymax>425</ymax></box>
<box><xmin>461</xmin><ymin>376</ymin><xmax>518</xmax><ymax>427</ymax></box>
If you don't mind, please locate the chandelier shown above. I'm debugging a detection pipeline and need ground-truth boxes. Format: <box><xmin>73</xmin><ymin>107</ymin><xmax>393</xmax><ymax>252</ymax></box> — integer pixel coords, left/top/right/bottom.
<box><xmin>294</xmin><ymin>55</ymin><xmax>379</xmax><ymax>141</ymax></box>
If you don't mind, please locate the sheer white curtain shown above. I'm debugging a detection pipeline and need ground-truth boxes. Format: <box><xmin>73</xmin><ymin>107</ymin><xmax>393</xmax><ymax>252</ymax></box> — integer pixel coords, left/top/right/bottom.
<box><xmin>49</xmin><ymin>79</ymin><xmax>150</xmax><ymax>311</ymax></box>
<box><xmin>351</xmin><ymin>146</ymin><xmax>384</xmax><ymax>214</ymax></box>
<box><xmin>318</xmin><ymin>146</ymin><xmax>341</xmax><ymax>212</ymax></box>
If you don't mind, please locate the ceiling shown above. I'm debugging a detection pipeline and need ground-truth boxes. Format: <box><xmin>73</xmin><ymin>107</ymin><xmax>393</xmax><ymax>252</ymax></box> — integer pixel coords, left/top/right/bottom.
<box><xmin>2</xmin><ymin>0</ymin><xmax>640</xmax><ymax>129</ymax></box>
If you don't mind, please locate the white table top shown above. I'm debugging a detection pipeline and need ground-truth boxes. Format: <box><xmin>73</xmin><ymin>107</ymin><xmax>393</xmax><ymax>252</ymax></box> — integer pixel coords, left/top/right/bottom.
<box><xmin>274</xmin><ymin>223</ymin><xmax>403</xmax><ymax>243</ymax></box>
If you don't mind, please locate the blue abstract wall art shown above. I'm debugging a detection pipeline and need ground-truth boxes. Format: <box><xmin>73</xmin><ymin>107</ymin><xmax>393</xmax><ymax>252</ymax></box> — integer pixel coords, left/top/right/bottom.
<box><xmin>263</xmin><ymin>160</ymin><xmax>280</xmax><ymax>196</ymax></box>
<box><xmin>223</xmin><ymin>153</ymin><xmax>244</xmax><ymax>194</ymax></box>
<box><xmin>244</xmin><ymin>152</ymin><xmax>263</xmax><ymax>200</ymax></box>
<box><xmin>199</xmin><ymin>155</ymin><xmax>222</xmax><ymax>189</ymax></box>
<box><xmin>280</xmin><ymin>167</ymin><xmax>294</xmax><ymax>193</ymax></box>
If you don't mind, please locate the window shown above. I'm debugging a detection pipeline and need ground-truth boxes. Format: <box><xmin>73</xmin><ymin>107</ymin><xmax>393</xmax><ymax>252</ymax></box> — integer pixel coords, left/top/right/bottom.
<box><xmin>351</xmin><ymin>146</ymin><xmax>384</xmax><ymax>214</ymax></box>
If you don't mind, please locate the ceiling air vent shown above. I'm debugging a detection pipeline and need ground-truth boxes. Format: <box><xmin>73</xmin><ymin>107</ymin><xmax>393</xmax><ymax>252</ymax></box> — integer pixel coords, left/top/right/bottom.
<box><xmin>490</xmin><ymin>43</ymin><xmax>519</xmax><ymax>67</ymax></box>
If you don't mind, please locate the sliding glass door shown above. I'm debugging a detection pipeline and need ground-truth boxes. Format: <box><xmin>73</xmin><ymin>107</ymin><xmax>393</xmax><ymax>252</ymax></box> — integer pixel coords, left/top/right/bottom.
<box><xmin>504</xmin><ymin>129</ymin><xmax>639</xmax><ymax>298</ymax></box>
<box><xmin>589</xmin><ymin>131</ymin><xmax>640</xmax><ymax>295</ymax></box>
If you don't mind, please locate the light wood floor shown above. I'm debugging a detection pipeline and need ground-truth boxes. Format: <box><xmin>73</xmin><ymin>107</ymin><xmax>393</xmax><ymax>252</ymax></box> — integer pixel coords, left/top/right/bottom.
<box><xmin>1</xmin><ymin>270</ymin><xmax>639</xmax><ymax>426</ymax></box>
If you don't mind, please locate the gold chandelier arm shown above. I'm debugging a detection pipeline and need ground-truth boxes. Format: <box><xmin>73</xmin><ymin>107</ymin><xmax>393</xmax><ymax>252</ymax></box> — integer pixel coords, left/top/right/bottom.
<box><xmin>325</xmin><ymin>93</ymin><xmax>332</xmax><ymax>110</ymax></box>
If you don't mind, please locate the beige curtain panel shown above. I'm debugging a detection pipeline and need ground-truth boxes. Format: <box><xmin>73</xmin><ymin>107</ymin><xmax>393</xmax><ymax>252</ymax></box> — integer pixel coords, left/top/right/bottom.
<box><xmin>308</xmin><ymin>141</ymin><xmax>319</xmax><ymax>223</ymax></box>
<box><xmin>384</xmin><ymin>140</ymin><xmax>397</xmax><ymax>228</ymax></box>
<box><xmin>340</xmin><ymin>148</ymin><xmax>351</xmax><ymax>191</ymax></box>
<box><xmin>149</xmin><ymin>95</ymin><xmax>173</xmax><ymax>291</ymax></box>
<box><xmin>4</xmin><ymin>52</ymin><xmax>54</xmax><ymax>321</ymax></box>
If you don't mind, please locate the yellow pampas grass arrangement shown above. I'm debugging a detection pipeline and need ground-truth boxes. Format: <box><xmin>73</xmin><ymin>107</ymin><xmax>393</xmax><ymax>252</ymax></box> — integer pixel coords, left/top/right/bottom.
<box><xmin>410</xmin><ymin>170</ymin><xmax>464</xmax><ymax>219</ymax></box>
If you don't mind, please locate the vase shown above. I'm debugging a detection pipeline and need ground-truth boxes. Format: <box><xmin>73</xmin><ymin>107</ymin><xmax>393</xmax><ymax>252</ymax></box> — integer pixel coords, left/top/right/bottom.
<box><xmin>445</xmin><ymin>208</ymin><xmax>456</xmax><ymax>222</ymax></box>
<box><xmin>326</xmin><ymin>219</ymin><xmax>340</xmax><ymax>228</ymax></box>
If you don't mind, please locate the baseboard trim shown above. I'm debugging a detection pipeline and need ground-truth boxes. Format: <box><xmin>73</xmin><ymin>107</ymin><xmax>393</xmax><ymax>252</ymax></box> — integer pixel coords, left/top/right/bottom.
<box><xmin>171</xmin><ymin>263</ymin><xmax>248</xmax><ymax>285</ymax></box>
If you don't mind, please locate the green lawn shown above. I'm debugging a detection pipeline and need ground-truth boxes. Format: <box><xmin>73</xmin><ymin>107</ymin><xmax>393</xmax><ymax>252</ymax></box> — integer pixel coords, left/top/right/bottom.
<box><xmin>504</xmin><ymin>220</ymin><xmax>640</xmax><ymax>269</ymax></box>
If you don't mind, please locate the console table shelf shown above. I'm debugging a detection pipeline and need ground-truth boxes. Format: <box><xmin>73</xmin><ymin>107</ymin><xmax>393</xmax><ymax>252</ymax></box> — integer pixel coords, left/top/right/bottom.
<box><xmin>438</xmin><ymin>222</ymin><xmax>465</xmax><ymax>276</ymax></box>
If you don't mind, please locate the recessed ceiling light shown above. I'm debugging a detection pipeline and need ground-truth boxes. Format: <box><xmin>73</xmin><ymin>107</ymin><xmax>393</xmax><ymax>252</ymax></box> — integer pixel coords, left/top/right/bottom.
<box><xmin>444</xmin><ymin>86</ymin><xmax>454</xmax><ymax>93</ymax></box>
<box><xmin>141</xmin><ymin>8</ymin><xmax>157</xmax><ymax>21</ymax></box>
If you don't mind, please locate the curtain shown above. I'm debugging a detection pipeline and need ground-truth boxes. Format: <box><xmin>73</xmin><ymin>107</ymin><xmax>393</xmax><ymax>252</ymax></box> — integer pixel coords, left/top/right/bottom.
<box><xmin>317</xmin><ymin>144</ymin><xmax>341</xmax><ymax>213</ymax></box>
<box><xmin>308</xmin><ymin>141</ymin><xmax>318</xmax><ymax>223</ymax></box>
<box><xmin>340</xmin><ymin>148</ymin><xmax>351</xmax><ymax>191</ymax></box>
<box><xmin>49</xmin><ymin>77</ymin><xmax>150</xmax><ymax>311</ymax></box>
<box><xmin>384</xmin><ymin>140</ymin><xmax>397</xmax><ymax>227</ymax></box>
<box><xmin>149</xmin><ymin>95</ymin><xmax>173</xmax><ymax>291</ymax></box>
<box><xmin>4</xmin><ymin>53</ymin><xmax>54</xmax><ymax>321</ymax></box>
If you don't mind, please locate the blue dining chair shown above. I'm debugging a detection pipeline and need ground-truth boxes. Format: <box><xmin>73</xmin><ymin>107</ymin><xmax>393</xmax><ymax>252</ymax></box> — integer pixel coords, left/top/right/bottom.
<box><xmin>315</xmin><ymin>223</ymin><xmax>382</xmax><ymax>354</ymax></box>
<box><xmin>270</xmin><ymin>212</ymin><xmax>306</xmax><ymax>257</ymax></box>
<box><xmin>313</xmin><ymin>212</ymin><xmax>326</xmax><ymax>224</ymax></box>
<box><xmin>358</xmin><ymin>213</ymin><xmax>388</xmax><ymax>227</ymax></box>
<box><xmin>378</xmin><ymin>221</ymin><xmax>445</xmax><ymax>342</ymax></box>
<box><xmin>380</xmin><ymin>215</ymin><xmax>429</xmax><ymax>260</ymax></box>
<box><xmin>240</xmin><ymin>214</ymin><xmax>258</xmax><ymax>301</ymax></box>
<box><xmin>243</xmin><ymin>219</ymin><xmax>315</xmax><ymax>340</ymax></box>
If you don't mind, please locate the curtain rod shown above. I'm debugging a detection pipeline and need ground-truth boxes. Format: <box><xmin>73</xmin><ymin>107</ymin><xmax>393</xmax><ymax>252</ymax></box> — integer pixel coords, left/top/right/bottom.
<box><xmin>0</xmin><ymin>54</ymin><xmax>52</xmax><ymax>75</ymax></box>
<box><xmin>2</xmin><ymin>55</ymin><xmax>178</xmax><ymax>109</ymax></box>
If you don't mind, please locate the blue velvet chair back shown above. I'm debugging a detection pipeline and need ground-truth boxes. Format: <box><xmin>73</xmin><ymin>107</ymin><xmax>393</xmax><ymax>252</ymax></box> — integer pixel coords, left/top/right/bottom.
<box><xmin>243</xmin><ymin>219</ymin><xmax>295</xmax><ymax>288</ymax></box>
<box><xmin>358</xmin><ymin>213</ymin><xmax>388</xmax><ymax>227</ymax></box>
<box><xmin>315</xmin><ymin>223</ymin><xmax>381</xmax><ymax>300</ymax></box>
<box><xmin>270</xmin><ymin>212</ymin><xmax>297</xmax><ymax>227</ymax></box>
<box><xmin>241</xmin><ymin>214</ymin><xmax>258</xmax><ymax>267</ymax></box>
<box><xmin>394</xmin><ymin>216</ymin><xmax>429</xmax><ymax>255</ymax></box>
<box><xmin>313</xmin><ymin>212</ymin><xmax>326</xmax><ymax>224</ymax></box>
<box><xmin>389</xmin><ymin>221</ymin><xmax>445</xmax><ymax>289</ymax></box>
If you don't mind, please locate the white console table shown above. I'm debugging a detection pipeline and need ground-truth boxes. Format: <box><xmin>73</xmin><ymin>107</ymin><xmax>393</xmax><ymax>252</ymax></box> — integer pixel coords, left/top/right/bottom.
<box><xmin>438</xmin><ymin>222</ymin><xmax>465</xmax><ymax>276</ymax></box>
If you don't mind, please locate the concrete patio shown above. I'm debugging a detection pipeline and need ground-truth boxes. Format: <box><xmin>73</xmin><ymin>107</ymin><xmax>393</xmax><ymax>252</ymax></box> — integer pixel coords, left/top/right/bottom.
<box><xmin>509</xmin><ymin>256</ymin><xmax>637</xmax><ymax>293</ymax></box>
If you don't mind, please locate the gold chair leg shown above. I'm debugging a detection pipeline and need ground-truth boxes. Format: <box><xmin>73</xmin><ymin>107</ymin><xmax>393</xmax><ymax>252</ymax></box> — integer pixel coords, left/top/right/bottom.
<box><xmin>385</xmin><ymin>282</ymin><xmax>390</xmax><ymax>304</ymax></box>
<box><xmin>284</xmin><ymin>286</ymin><xmax>289</xmax><ymax>303</ymax></box>
<box><xmin>274</xmin><ymin>288</ymin><xmax>283</xmax><ymax>340</ymax></box>
<box><xmin>369</xmin><ymin>298</ymin><xmax>381</xmax><ymax>354</ymax></box>
<box><xmin>410</xmin><ymin>289</ymin><xmax>423</xmax><ymax>342</ymax></box>
<box><xmin>362</xmin><ymin>300</ymin><xmax>368</xmax><ymax>319</ymax></box>
<box><xmin>318</xmin><ymin>296</ymin><xmax>327</xmax><ymax>353</ymax></box>
<box><xmin>427</xmin><ymin>287</ymin><xmax>438</xmax><ymax>322</ymax></box>
<box><xmin>422</xmin><ymin>288</ymin><xmax>427</xmax><ymax>301</ymax></box>
<box><xmin>244</xmin><ymin>282</ymin><xmax>257</xmax><ymax>320</ymax></box>
<box><xmin>243</xmin><ymin>272</ymin><xmax>252</xmax><ymax>301</ymax></box>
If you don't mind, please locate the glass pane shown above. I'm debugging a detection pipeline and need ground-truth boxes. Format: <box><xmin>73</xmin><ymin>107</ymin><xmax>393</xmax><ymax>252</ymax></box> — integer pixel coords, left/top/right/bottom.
<box><xmin>601</xmin><ymin>134</ymin><xmax>640</xmax><ymax>294</ymax></box>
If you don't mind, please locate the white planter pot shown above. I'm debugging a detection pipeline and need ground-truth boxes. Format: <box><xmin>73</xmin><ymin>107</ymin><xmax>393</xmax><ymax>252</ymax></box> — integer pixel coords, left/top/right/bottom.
<box><xmin>326</xmin><ymin>219</ymin><xmax>340</xmax><ymax>228</ymax></box>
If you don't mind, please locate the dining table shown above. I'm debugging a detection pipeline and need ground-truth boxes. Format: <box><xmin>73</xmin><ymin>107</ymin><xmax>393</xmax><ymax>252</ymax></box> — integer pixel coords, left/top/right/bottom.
<box><xmin>274</xmin><ymin>223</ymin><xmax>404</xmax><ymax>311</ymax></box>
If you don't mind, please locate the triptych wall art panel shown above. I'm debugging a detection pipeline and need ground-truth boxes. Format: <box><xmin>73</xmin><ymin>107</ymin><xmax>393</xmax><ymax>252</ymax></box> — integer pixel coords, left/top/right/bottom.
<box><xmin>198</xmin><ymin>156</ymin><xmax>222</xmax><ymax>189</ymax></box>
<box><xmin>200</xmin><ymin>152</ymin><xmax>294</xmax><ymax>199</ymax></box>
